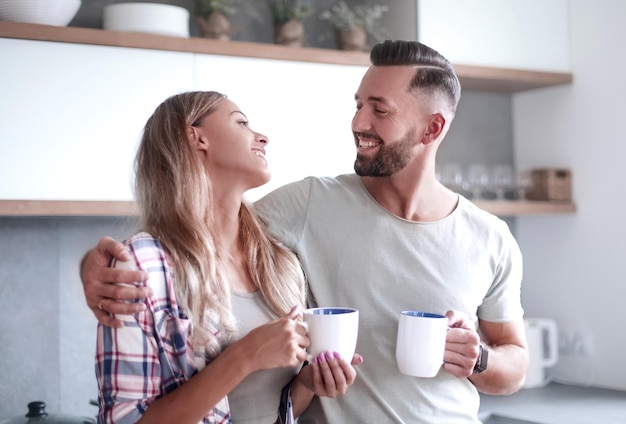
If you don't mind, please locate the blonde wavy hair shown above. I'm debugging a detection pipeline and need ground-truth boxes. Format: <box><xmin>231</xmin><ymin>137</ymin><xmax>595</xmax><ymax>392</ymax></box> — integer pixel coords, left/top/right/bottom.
<box><xmin>134</xmin><ymin>91</ymin><xmax>306</xmax><ymax>356</ymax></box>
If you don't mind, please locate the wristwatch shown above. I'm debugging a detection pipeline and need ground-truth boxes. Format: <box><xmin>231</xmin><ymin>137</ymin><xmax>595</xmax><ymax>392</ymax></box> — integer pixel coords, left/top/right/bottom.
<box><xmin>473</xmin><ymin>343</ymin><xmax>489</xmax><ymax>374</ymax></box>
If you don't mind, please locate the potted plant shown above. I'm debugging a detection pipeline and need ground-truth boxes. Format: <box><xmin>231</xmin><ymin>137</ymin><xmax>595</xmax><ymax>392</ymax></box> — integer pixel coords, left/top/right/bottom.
<box><xmin>268</xmin><ymin>0</ymin><xmax>313</xmax><ymax>47</ymax></box>
<box><xmin>194</xmin><ymin>0</ymin><xmax>241</xmax><ymax>40</ymax></box>
<box><xmin>319</xmin><ymin>1</ymin><xmax>389</xmax><ymax>51</ymax></box>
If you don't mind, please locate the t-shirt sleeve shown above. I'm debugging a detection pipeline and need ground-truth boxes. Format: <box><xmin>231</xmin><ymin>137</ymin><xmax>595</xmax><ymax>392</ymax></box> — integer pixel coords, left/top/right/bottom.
<box><xmin>253</xmin><ymin>177</ymin><xmax>313</xmax><ymax>250</ymax></box>
<box><xmin>478</xmin><ymin>220</ymin><xmax>525</xmax><ymax>322</ymax></box>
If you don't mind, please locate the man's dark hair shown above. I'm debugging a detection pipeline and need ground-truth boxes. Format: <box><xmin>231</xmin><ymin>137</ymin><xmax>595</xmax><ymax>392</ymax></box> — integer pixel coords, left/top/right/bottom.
<box><xmin>370</xmin><ymin>40</ymin><xmax>461</xmax><ymax>114</ymax></box>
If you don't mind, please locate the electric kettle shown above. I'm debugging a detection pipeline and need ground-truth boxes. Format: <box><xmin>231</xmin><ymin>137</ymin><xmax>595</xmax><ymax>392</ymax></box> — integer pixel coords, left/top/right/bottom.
<box><xmin>522</xmin><ymin>318</ymin><xmax>559</xmax><ymax>389</ymax></box>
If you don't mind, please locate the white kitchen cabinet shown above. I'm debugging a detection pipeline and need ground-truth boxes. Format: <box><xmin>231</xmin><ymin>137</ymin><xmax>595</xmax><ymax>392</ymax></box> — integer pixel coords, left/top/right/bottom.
<box><xmin>0</xmin><ymin>38</ymin><xmax>194</xmax><ymax>201</ymax></box>
<box><xmin>193</xmin><ymin>54</ymin><xmax>362</xmax><ymax>200</ymax></box>
<box><xmin>0</xmin><ymin>37</ymin><xmax>361</xmax><ymax>203</ymax></box>
<box><xmin>0</xmin><ymin>21</ymin><xmax>574</xmax><ymax>216</ymax></box>
<box><xmin>417</xmin><ymin>0</ymin><xmax>570</xmax><ymax>72</ymax></box>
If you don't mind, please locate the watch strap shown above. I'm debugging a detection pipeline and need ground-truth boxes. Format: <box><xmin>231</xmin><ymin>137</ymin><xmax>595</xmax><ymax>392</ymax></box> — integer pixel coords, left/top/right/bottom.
<box><xmin>473</xmin><ymin>343</ymin><xmax>489</xmax><ymax>374</ymax></box>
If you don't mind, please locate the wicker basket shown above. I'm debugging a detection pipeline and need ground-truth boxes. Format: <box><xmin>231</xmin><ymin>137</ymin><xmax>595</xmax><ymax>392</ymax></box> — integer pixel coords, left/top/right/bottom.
<box><xmin>526</xmin><ymin>168</ymin><xmax>572</xmax><ymax>201</ymax></box>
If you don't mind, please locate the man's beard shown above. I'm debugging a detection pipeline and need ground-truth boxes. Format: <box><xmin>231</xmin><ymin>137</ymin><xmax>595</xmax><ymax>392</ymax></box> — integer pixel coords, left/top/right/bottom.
<box><xmin>354</xmin><ymin>130</ymin><xmax>417</xmax><ymax>177</ymax></box>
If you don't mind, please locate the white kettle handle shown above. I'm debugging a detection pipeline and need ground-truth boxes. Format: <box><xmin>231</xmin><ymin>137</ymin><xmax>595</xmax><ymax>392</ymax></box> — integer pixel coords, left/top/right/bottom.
<box><xmin>535</xmin><ymin>318</ymin><xmax>559</xmax><ymax>367</ymax></box>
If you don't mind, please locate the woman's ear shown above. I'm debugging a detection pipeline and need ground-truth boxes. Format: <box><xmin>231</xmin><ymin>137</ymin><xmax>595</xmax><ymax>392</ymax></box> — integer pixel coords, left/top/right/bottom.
<box><xmin>422</xmin><ymin>113</ymin><xmax>446</xmax><ymax>145</ymax></box>
<box><xmin>188</xmin><ymin>126</ymin><xmax>208</xmax><ymax>151</ymax></box>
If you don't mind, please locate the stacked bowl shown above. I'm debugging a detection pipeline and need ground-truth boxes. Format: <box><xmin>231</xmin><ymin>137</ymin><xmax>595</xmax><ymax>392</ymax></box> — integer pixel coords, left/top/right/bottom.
<box><xmin>103</xmin><ymin>2</ymin><xmax>190</xmax><ymax>38</ymax></box>
<box><xmin>0</xmin><ymin>0</ymin><xmax>81</xmax><ymax>26</ymax></box>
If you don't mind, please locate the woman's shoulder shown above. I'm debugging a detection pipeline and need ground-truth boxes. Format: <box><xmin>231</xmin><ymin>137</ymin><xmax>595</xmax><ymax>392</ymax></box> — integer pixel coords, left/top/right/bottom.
<box><xmin>122</xmin><ymin>232</ymin><xmax>168</xmax><ymax>266</ymax></box>
<box><xmin>113</xmin><ymin>232</ymin><xmax>173</xmax><ymax>291</ymax></box>
<box><xmin>124</xmin><ymin>231</ymin><xmax>162</xmax><ymax>250</ymax></box>
<box><xmin>111</xmin><ymin>232</ymin><xmax>174</xmax><ymax>298</ymax></box>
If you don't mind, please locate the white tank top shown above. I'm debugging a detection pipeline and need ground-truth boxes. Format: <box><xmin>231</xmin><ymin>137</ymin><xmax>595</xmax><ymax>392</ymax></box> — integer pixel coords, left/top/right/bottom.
<box><xmin>228</xmin><ymin>290</ymin><xmax>298</xmax><ymax>424</ymax></box>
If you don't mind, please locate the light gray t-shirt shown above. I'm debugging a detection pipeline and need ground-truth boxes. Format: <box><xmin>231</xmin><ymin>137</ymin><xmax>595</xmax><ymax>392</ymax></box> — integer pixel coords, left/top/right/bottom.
<box><xmin>254</xmin><ymin>174</ymin><xmax>524</xmax><ymax>424</ymax></box>
<box><xmin>228</xmin><ymin>291</ymin><xmax>297</xmax><ymax>424</ymax></box>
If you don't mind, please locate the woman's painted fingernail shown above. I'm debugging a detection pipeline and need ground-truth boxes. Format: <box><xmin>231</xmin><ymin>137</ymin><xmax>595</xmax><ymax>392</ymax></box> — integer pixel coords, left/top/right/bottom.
<box><xmin>290</xmin><ymin>305</ymin><xmax>299</xmax><ymax>312</ymax></box>
<box><xmin>325</xmin><ymin>351</ymin><xmax>334</xmax><ymax>362</ymax></box>
<box><xmin>334</xmin><ymin>351</ymin><xmax>342</xmax><ymax>361</ymax></box>
<box><xmin>319</xmin><ymin>353</ymin><xmax>326</xmax><ymax>363</ymax></box>
<box><xmin>313</xmin><ymin>356</ymin><xmax>319</xmax><ymax>365</ymax></box>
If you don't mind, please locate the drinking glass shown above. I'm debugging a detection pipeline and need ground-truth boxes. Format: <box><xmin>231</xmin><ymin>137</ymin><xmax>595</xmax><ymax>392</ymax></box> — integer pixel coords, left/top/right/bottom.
<box><xmin>467</xmin><ymin>164</ymin><xmax>490</xmax><ymax>199</ymax></box>
<box><xmin>516</xmin><ymin>170</ymin><xmax>533</xmax><ymax>200</ymax></box>
<box><xmin>492</xmin><ymin>164</ymin><xmax>514</xmax><ymax>200</ymax></box>
<box><xmin>439</xmin><ymin>163</ymin><xmax>465</xmax><ymax>192</ymax></box>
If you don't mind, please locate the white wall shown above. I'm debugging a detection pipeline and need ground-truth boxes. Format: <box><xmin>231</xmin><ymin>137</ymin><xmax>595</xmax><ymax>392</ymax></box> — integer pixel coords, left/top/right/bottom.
<box><xmin>514</xmin><ymin>0</ymin><xmax>626</xmax><ymax>390</ymax></box>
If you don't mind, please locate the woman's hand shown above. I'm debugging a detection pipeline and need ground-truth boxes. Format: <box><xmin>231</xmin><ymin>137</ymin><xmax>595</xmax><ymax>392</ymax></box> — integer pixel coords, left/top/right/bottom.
<box><xmin>288</xmin><ymin>351</ymin><xmax>362</xmax><ymax>418</ymax></box>
<box><xmin>80</xmin><ymin>236</ymin><xmax>151</xmax><ymax>327</ymax></box>
<box><xmin>298</xmin><ymin>352</ymin><xmax>362</xmax><ymax>398</ymax></box>
<box><xmin>231</xmin><ymin>306</ymin><xmax>310</xmax><ymax>372</ymax></box>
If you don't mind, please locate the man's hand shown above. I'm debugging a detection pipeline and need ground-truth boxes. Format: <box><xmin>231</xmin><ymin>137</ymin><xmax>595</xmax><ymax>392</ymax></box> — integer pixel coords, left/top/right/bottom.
<box><xmin>80</xmin><ymin>236</ymin><xmax>151</xmax><ymax>328</ymax></box>
<box><xmin>442</xmin><ymin>309</ymin><xmax>481</xmax><ymax>378</ymax></box>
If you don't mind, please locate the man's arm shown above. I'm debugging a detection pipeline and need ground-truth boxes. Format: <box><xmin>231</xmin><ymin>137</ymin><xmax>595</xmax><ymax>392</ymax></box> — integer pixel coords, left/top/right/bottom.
<box><xmin>470</xmin><ymin>318</ymin><xmax>528</xmax><ymax>395</ymax></box>
<box><xmin>80</xmin><ymin>236</ymin><xmax>151</xmax><ymax>327</ymax></box>
<box><xmin>442</xmin><ymin>311</ymin><xmax>528</xmax><ymax>395</ymax></box>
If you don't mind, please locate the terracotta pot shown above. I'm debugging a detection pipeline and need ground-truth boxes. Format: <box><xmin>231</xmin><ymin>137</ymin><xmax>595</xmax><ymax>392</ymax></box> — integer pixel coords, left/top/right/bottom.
<box><xmin>274</xmin><ymin>19</ymin><xmax>305</xmax><ymax>47</ymax></box>
<box><xmin>338</xmin><ymin>25</ymin><xmax>367</xmax><ymax>51</ymax></box>
<box><xmin>196</xmin><ymin>11</ymin><xmax>231</xmax><ymax>40</ymax></box>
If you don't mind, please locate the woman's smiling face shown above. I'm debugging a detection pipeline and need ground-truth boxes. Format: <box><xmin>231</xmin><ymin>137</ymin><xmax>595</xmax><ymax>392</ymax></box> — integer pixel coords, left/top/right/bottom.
<box><xmin>193</xmin><ymin>98</ymin><xmax>271</xmax><ymax>192</ymax></box>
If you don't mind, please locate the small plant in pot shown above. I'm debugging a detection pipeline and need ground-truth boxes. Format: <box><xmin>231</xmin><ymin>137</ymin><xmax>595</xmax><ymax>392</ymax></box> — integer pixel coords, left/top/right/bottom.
<box><xmin>194</xmin><ymin>0</ymin><xmax>241</xmax><ymax>40</ymax></box>
<box><xmin>268</xmin><ymin>0</ymin><xmax>313</xmax><ymax>47</ymax></box>
<box><xmin>319</xmin><ymin>1</ymin><xmax>389</xmax><ymax>51</ymax></box>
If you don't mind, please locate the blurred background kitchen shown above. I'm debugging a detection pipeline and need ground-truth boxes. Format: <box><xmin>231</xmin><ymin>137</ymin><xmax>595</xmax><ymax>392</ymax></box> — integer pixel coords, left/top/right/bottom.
<box><xmin>1</xmin><ymin>0</ymin><xmax>624</xmax><ymax>422</ymax></box>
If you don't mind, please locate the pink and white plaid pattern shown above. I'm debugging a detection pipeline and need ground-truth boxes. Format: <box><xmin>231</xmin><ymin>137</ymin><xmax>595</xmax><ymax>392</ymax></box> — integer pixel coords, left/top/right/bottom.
<box><xmin>95</xmin><ymin>232</ymin><xmax>231</xmax><ymax>424</ymax></box>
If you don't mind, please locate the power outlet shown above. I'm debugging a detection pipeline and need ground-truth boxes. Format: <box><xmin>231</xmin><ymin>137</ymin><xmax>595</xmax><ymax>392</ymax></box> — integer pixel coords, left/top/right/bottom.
<box><xmin>559</xmin><ymin>330</ymin><xmax>593</xmax><ymax>357</ymax></box>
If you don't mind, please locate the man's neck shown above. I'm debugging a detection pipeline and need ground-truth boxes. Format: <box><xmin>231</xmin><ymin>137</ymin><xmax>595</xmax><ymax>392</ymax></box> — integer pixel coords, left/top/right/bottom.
<box><xmin>360</xmin><ymin>174</ymin><xmax>458</xmax><ymax>222</ymax></box>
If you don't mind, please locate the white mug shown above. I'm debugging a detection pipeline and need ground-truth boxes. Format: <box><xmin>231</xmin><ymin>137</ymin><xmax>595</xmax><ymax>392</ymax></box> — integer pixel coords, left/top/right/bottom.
<box><xmin>302</xmin><ymin>307</ymin><xmax>359</xmax><ymax>361</ymax></box>
<box><xmin>396</xmin><ymin>311</ymin><xmax>448</xmax><ymax>377</ymax></box>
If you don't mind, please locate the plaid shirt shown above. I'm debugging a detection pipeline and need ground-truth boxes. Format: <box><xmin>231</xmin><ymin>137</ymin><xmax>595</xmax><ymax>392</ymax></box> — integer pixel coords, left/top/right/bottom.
<box><xmin>95</xmin><ymin>232</ymin><xmax>295</xmax><ymax>424</ymax></box>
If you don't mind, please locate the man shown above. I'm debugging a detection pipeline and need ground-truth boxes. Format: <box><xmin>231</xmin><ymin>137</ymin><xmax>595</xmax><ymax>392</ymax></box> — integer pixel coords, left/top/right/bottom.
<box><xmin>81</xmin><ymin>40</ymin><xmax>528</xmax><ymax>423</ymax></box>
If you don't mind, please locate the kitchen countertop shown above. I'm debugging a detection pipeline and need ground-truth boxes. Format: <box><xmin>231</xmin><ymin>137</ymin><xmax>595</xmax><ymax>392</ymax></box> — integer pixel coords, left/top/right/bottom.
<box><xmin>479</xmin><ymin>382</ymin><xmax>626</xmax><ymax>424</ymax></box>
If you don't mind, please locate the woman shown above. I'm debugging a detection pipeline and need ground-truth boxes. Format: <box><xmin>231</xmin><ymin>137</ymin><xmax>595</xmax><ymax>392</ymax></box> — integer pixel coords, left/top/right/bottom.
<box><xmin>95</xmin><ymin>91</ymin><xmax>357</xmax><ymax>424</ymax></box>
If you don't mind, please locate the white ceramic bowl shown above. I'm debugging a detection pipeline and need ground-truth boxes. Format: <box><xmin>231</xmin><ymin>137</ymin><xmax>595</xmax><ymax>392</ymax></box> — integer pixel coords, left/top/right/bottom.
<box><xmin>0</xmin><ymin>0</ymin><xmax>81</xmax><ymax>26</ymax></box>
<box><xmin>103</xmin><ymin>2</ymin><xmax>189</xmax><ymax>38</ymax></box>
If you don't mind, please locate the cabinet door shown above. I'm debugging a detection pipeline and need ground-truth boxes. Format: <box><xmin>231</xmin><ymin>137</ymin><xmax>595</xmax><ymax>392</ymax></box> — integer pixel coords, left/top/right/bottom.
<box><xmin>194</xmin><ymin>54</ymin><xmax>367</xmax><ymax>200</ymax></box>
<box><xmin>417</xmin><ymin>0</ymin><xmax>570</xmax><ymax>72</ymax></box>
<box><xmin>0</xmin><ymin>39</ymin><xmax>194</xmax><ymax>200</ymax></box>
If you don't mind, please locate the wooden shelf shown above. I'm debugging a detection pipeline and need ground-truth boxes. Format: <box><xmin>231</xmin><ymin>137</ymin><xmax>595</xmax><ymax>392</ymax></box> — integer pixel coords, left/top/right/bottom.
<box><xmin>0</xmin><ymin>21</ymin><xmax>573</xmax><ymax>93</ymax></box>
<box><xmin>0</xmin><ymin>199</ymin><xmax>575</xmax><ymax>217</ymax></box>
<box><xmin>0</xmin><ymin>200</ymin><xmax>138</xmax><ymax>217</ymax></box>
<box><xmin>473</xmin><ymin>200</ymin><xmax>576</xmax><ymax>216</ymax></box>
